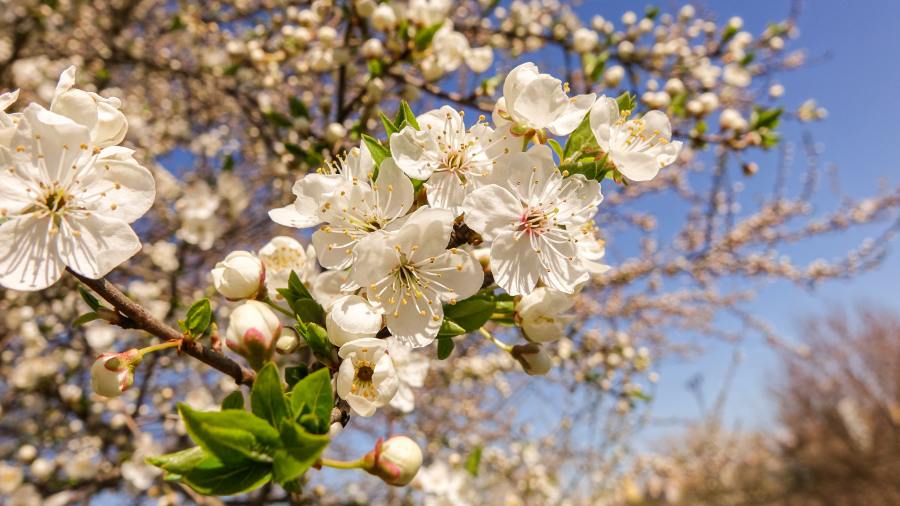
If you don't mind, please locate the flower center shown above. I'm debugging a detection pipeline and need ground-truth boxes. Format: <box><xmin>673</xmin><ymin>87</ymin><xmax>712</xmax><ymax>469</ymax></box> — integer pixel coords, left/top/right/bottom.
<box><xmin>518</xmin><ymin>207</ymin><xmax>551</xmax><ymax>236</ymax></box>
<box><xmin>43</xmin><ymin>187</ymin><xmax>70</xmax><ymax>213</ymax></box>
<box><xmin>356</xmin><ymin>365</ymin><xmax>375</xmax><ymax>382</ymax></box>
<box><xmin>265</xmin><ymin>246</ymin><xmax>301</xmax><ymax>271</ymax></box>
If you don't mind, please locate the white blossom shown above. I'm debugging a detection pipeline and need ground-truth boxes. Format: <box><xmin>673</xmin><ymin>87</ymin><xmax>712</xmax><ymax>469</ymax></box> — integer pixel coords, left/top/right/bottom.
<box><xmin>258</xmin><ymin>236</ymin><xmax>317</xmax><ymax>294</ymax></box>
<box><xmin>493</xmin><ymin>62</ymin><xmax>595</xmax><ymax>136</ymax></box>
<box><xmin>589</xmin><ymin>95</ymin><xmax>682</xmax><ymax>181</ymax></box>
<box><xmin>90</xmin><ymin>349</ymin><xmax>138</xmax><ymax>398</ymax></box>
<box><xmin>387</xmin><ymin>336</ymin><xmax>430</xmax><ymax>413</ymax></box>
<box><xmin>0</xmin><ymin>103</ymin><xmax>155</xmax><ymax>290</ymax></box>
<box><xmin>462</xmin><ymin>145</ymin><xmax>601</xmax><ymax>295</ymax></box>
<box><xmin>516</xmin><ymin>287</ymin><xmax>576</xmax><ymax>343</ymax></box>
<box><xmin>336</xmin><ymin>337</ymin><xmax>399</xmax><ymax>417</ymax></box>
<box><xmin>211</xmin><ymin>250</ymin><xmax>265</xmax><ymax>300</ymax></box>
<box><xmin>351</xmin><ymin>207</ymin><xmax>484</xmax><ymax>347</ymax></box>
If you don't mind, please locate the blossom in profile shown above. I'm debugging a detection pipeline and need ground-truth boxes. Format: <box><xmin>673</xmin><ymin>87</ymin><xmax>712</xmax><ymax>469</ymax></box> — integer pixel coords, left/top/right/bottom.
<box><xmin>589</xmin><ymin>95</ymin><xmax>682</xmax><ymax>182</ymax></box>
<box><xmin>493</xmin><ymin>62</ymin><xmax>595</xmax><ymax>136</ymax></box>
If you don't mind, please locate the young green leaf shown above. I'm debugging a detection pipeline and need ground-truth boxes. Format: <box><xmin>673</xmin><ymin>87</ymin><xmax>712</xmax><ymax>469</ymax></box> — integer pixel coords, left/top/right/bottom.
<box><xmin>177</xmin><ymin>457</ymin><xmax>272</xmax><ymax>496</ymax></box>
<box><xmin>78</xmin><ymin>285</ymin><xmax>101</xmax><ymax>311</ymax></box>
<box><xmin>437</xmin><ymin>336</ymin><xmax>455</xmax><ymax>360</ymax></box>
<box><xmin>284</xmin><ymin>364</ymin><xmax>309</xmax><ymax>390</ymax></box>
<box><xmin>563</xmin><ymin>113</ymin><xmax>600</xmax><ymax>160</ymax></box>
<box><xmin>289</xmin><ymin>97</ymin><xmax>309</xmax><ymax>118</ymax></box>
<box><xmin>380</xmin><ymin>111</ymin><xmax>400</xmax><ymax>136</ymax></box>
<box><xmin>147</xmin><ymin>446</ymin><xmax>207</xmax><ymax>475</ymax></box>
<box><xmin>395</xmin><ymin>100</ymin><xmax>420</xmax><ymax>130</ymax></box>
<box><xmin>361</xmin><ymin>134</ymin><xmax>391</xmax><ymax>168</ymax></box>
<box><xmin>616</xmin><ymin>92</ymin><xmax>636</xmax><ymax>113</ymax></box>
<box><xmin>178</xmin><ymin>403</ymin><xmax>280</xmax><ymax>464</ymax></box>
<box><xmin>289</xmin><ymin>368</ymin><xmax>332</xmax><ymax>434</ymax></box>
<box><xmin>251</xmin><ymin>363</ymin><xmax>290</xmax><ymax>427</ymax></box>
<box><xmin>221</xmin><ymin>391</ymin><xmax>245</xmax><ymax>410</ymax></box>
<box><xmin>442</xmin><ymin>294</ymin><xmax>495</xmax><ymax>333</ymax></box>
<box><xmin>272</xmin><ymin>421</ymin><xmax>330</xmax><ymax>484</ymax></box>
<box><xmin>464</xmin><ymin>445</ymin><xmax>483</xmax><ymax>476</ymax></box>
<box><xmin>414</xmin><ymin>22</ymin><xmax>444</xmax><ymax>51</ymax></box>
<box><xmin>73</xmin><ymin>312</ymin><xmax>101</xmax><ymax>327</ymax></box>
<box><xmin>184</xmin><ymin>298</ymin><xmax>212</xmax><ymax>336</ymax></box>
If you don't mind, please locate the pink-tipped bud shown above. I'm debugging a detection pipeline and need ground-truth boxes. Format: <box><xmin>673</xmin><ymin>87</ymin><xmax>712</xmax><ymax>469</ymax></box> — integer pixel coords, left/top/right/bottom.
<box><xmin>225</xmin><ymin>301</ymin><xmax>281</xmax><ymax>370</ymax></box>
<box><xmin>363</xmin><ymin>436</ymin><xmax>423</xmax><ymax>487</ymax></box>
<box><xmin>90</xmin><ymin>349</ymin><xmax>139</xmax><ymax>398</ymax></box>
<box><xmin>211</xmin><ymin>251</ymin><xmax>266</xmax><ymax>300</ymax></box>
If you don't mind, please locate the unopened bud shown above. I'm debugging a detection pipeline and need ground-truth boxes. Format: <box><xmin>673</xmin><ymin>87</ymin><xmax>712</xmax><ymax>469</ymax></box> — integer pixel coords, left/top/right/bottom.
<box><xmin>742</xmin><ymin>161</ymin><xmax>759</xmax><ymax>176</ymax></box>
<box><xmin>511</xmin><ymin>343</ymin><xmax>553</xmax><ymax>376</ymax></box>
<box><xmin>226</xmin><ymin>301</ymin><xmax>281</xmax><ymax>369</ymax></box>
<box><xmin>363</xmin><ymin>436</ymin><xmax>423</xmax><ymax>486</ymax></box>
<box><xmin>211</xmin><ymin>251</ymin><xmax>265</xmax><ymax>300</ymax></box>
<box><xmin>91</xmin><ymin>349</ymin><xmax>139</xmax><ymax>398</ymax></box>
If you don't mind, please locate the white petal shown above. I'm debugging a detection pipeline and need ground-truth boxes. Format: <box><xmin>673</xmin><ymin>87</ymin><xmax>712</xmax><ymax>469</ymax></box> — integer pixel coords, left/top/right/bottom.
<box><xmin>611</xmin><ymin>150</ymin><xmax>660</xmax><ymax>182</ymax></box>
<box><xmin>326</xmin><ymin>294</ymin><xmax>383</xmax><ymax>346</ymax></box>
<box><xmin>385</xmin><ymin>300</ymin><xmax>442</xmax><ymax>348</ymax></box>
<box><xmin>0</xmin><ymin>215</ymin><xmax>64</xmax><ymax>291</ymax></box>
<box><xmin>350</xmin><ymin>231</ymin><xmax>400</xmax><ymax>287</ymax></box>
<box><xmin>22</xmin><ymin>104</ymin><xmax>91</xmax><ymax>186</ymax></box>
<box><xmin>77</xmin><ymin>146</ymin><xmax>155</xmax><ymax>223</ymax></box>
<box><xmin>537</xmin><ymin>231</ymin><xmax>588</xmax><ymax>293</ymax></box>
<box><xmin>503</xmin><ymin>62</ymin><xmax>540</xmax><ymax>112</ymax></box>
<box><xmin>461</xmin><ymin>184</ymin><xmax>521</xmax><ymax>240</ymax></box>
<box><xmin>389</xmin><ymin>126</ymin><xmax>440</xmax><ymax>180</ymax></box>
<box><xmin>547</xmin><ymin>93</ymin><xmax>596</xmax><ymax>136</ymax></box>
<box><xmin>58</xmin><ymin>212</ymin><xmax>141</xmax><ymax>279</ymax></box>
<box><xmin>418</xmin><ymin>248</ymin><xmax>484</xmax><ymax>302</ymax></box>
<box><xmin>311</xmin><ymin>228</ymin><xmax>357</xmax><ymax>270</ymax></box>
<box><xmin>554</xmin><ymin>175</ymin><xmax>602</xmax><ymax>226</ymax></box>
<box><xmin>389</xmin><ymin>207</ymin><xmax>454</xmax><ymax>263</ymax></box>
<box><xmin>389</xmin><ymin>383</ymin><xmax>416</xmax><ymax>413</ymax></box>
<box><xmin>506</xmin><ymin>145</ymin><xmax>560</xmax><ymax>205</ymax></box>
<box><xmin>589</xmin><ymin>95</ymin><xmax>619</xmax><ymax>150</ymax></box>
<box><xmin>374</xmin><ymin>158</ymin><xmax>414</xmax><ymax>219</ymax></box>
<box><xmin>490</xmin><ymin>230</ymin><xmax>541</xmax><ymax>296</ymax></box>
<box><xmin>424</xmin><ymin>170</ymin><xmax>467</xmax><ymax>214</ymax></box>
<box><xmin>511</xmin><ymin>76</ymin><xmax>569</xmax><ymax>130</ymax></box>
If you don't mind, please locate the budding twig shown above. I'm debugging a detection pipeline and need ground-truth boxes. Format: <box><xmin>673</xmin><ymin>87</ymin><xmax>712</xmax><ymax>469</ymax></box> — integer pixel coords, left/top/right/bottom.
<box><xmin>67</xmin><ymin>269</ymin><xmax>256</xmax><ymax>386</ymax></box>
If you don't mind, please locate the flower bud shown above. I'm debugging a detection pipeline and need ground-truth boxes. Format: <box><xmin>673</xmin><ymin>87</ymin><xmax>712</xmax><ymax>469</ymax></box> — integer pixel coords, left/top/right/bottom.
<box><xmin>364</xmin><ymin>436</ymin><xmax>423</xmax><ymax>487</ymax></box>
<box><xmin>91</xmin><ymin>349</ymin><xmax>139</xmax><ymax>398</ymax></box>
<box><xmin>226</xmin><ymin>301</ymin><xmax>281</xmax><ymax>369</ymax></box>
<box><xmin>211</xmin><ymin>251</ymin><xmax>265</xmax><ymax>300</ymax></box>
<box><xmin>511</xmin><ymin>343</ymin><xmax>553</xmax><ymax>376</ymax></box>
<box><xmin>361</xmin><ymin>38</ymin><xmax>384</xmax><ymax>59</ymax></box>
<box><xmin>572</xmin><ymin>28</ymin><xmax>599</xmax><ymax>53</ymax></box>
<box><xmin>371</xmin><ymin>4</ymin><xmax>397</xmax><ymax>31</ymax></box>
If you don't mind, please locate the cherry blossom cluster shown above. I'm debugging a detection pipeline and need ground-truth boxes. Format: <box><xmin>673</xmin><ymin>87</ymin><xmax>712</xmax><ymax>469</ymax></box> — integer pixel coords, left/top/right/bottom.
<box><xmin>197</xmin><ymin>61</ymin><xmax>682</xmax><ymax>419</ymax></box>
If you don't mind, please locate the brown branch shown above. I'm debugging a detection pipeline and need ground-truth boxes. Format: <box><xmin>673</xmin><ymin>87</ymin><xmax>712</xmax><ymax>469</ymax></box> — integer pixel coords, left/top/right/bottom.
<box><xmin>67</xmin><ymin>269</ymin><xmax>256</xmax><ymax>386</ymax></box>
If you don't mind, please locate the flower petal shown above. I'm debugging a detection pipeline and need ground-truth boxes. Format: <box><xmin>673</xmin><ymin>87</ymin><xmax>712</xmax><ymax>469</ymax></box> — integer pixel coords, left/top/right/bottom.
<box><xmin>537</xmin><ymin>230</ymin><xmax>588</xmax><ymax>293</ymax></box>
<box><xmin>0</xmin><ymin>215</ymin><xmax>64</xmax><ymax>291</ymax></box>
<box><xmin>385</xmin><ymin>299</ymin><xmax>443</xmax><ymax>348</ymax></box>
<box><xmin>58</xmin><ymin>212</ymin><xmax>141</xmax><ymax>279</ymax></box>
<box><xmin>389</xmin><ymin>125</ymin><xmax>440</xmax><ymax>180</ymax></box>
<box><xmin>77</xmin><ymin>146</ymin><xmax>156</xmax><ymax>223</ymax></box>
<box><xmin>589</xmin><ymin>95</ymin><xmax>619</xmax><ymax>150</ymax></box>
<box><xmin>374</xmin><ymin>158</ymin><xmax>414</xmax><ymax>220</ymax></box>
<box><xmin>461</xmin><ymin>184</ymin><xmax>521</xmax><ymax>240</ymax></box>
<box><xmin>490</xmin><ymin>230</ymin><xmax>541</xmax><ymax>296</ymax></box>
<box><xmin>424</xmin><ymin>170</ymin><xmax>467</xmax><ymax>214</ymax></box>
<box><xmin>21</xmin><ymin>104</ymin><xmax>91</xmax><ymax>186</ymax></box>
<box><xmin>389</xmin><ymin>207</ymin><xmax>454</xmax><ymax>263</ymax></box>
<box><xmin>418</xmin><ymin>248</ymin><xmax>484</xmax><ymax>302</ymax></box>
<box><xmin>547</xmin><ymin>93</ymin><xmax>595</xmax><ymax>136</ymax></box>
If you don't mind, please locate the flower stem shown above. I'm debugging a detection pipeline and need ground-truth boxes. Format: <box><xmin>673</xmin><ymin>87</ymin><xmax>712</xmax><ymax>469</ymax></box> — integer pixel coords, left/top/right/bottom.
<box><xmin>479</xmin><ymin>327</ymin><xmax>513</xmax><ymax>353</ymax></box>
<box><xmin>138</xmin><ymin>339</ymin><xmax>182</xmax><ymax>358</ymax></box>
<box><xmin>261</xmin><ymin>295</ymin><xmax>295</xmax><ymax>318</ymax></box>
<box><xmin>319</xmin><ymin>458</ymin><xmax>368</xmax><ymax>470</ymax></box>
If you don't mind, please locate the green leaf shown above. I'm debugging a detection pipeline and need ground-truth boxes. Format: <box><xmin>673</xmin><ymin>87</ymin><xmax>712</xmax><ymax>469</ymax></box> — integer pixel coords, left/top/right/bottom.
<box><xmin>264</xmin><ymin>111</ymin><xmax>293</xmax><ymax>128</ymax></box>
<box><xmin>284</xmin><ymin>364</ymin><xmax>309</xmax><ymax>390</ymax></box>
<box><xmin>443</xmin><ymin>295</ymin><xmax>495</xmax><ymax>333</ymax></box>
<box><xmin>616</xmin><ymin>92</ymin><xmax>636</xmax><ymax>113</ymax></box>
<box><xmin>367</xmin><ymin>58</ymin><xmax>383</xmax><ymax>76</ymax></box>
<box><xmin>296</xmin><ymin>321</ymin><xmax>335</xmax><ymax>366</ymax></box>
<box><xmin>362</xmin><ymin>134</ymin><xmax>391</xmax><ymax>168</ymax></box>
<box><xmin>751</xmin><ymin>107</ymin><xmax>782</xmax><ymax>130</ymax></box>
<box><xmin>547</xmin><ymin>138</ymin><xmax>564</xmax><ymax>159</ymax></box>
<box><xmin>272</xmin><ymin>421</ymin><xmax>330</xmax><ymax>484</ymax></box>
<box><xmin>147</xmin><ymin>446</ymin><xmax>207</xmax><ymax>475</ymax></box>
<box><xmin>288</xmin><ymin>271</ymin><xmax>313</xmax><ymax>299</ymax></box>
<box><xmin>437</xmin><ymin>336</ymin><xmax>455</xmax><ymax>360</ymax></box>
<box><xmin>251</xmin><ymin>363</ymin><xmax>290</xmax><ymax>427</ymax></box>
<box><xmin>395</xmin><ymin>100</ymin><xmax>420</xmax><ymax>130</ymax></box>
<box><xmin>563</xmin><ymin>113</ymin><xmax>599</xmax><ymax>160</ymax></box>
<box><xmin>464</xmin><ymin>446</ymin><xmax>483</xmax><ymax>476</ymax></box>
<box><xmin>380</xmin><ymin>111</ymin><xmax>400</xmax><ymax>136</ymax></box>
<box><xmin>221</xmin><ymin>391</ymin><xmax>245</xmax><ymax>410</ymax></box>
<box><xmin>178</xmin><ymin>456</ymin><xmax>272</xmax><ymax>496</ymax></box>
<box><xmin>437</xmin><ymin>317</ymin><xmax>468</xmax><ymax>338</ymax></box>
<box><xmin>73</xmin><ymin>312</ymin><xmax>101</xmax><ymax>326</ymax></box>
<box><xmin>289</xmin><ymin>369</ymin><xmax>332</xmax><ymax>434</ymax></box>
<box><xmin>414</xmin><ymin>22</ymin><xmax>444</xmax><ymax>51</ymax></box>
<box><xmin>178</xmin><ymin>403</ymin><xmax>280</xmax><ymax>464</ymax></box>
<box><xmin>289</xmin><ymin>97</ymin><xmax>309</xmax><ymax>118</ymax></box>
<box><xmin>278</xmin><ymin>272</ymin><xmax>325</xmax><ymax>325</ymax></box>
<box><xmin>78</xmin><ymin>286</ymin><xmax>101</xmax><ymax>311</ymax></box>
<box><xmin>184</xmin><ymin>298</ymin><xmax>212</xmax><ymax>337</ymax></box>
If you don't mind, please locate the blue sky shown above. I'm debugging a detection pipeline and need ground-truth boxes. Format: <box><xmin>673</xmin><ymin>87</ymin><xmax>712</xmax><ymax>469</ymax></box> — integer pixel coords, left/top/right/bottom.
<box><xmin>585</xmin><ymin>0</ymin><xmax>900</xmax><ymax>436</ymax></box>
